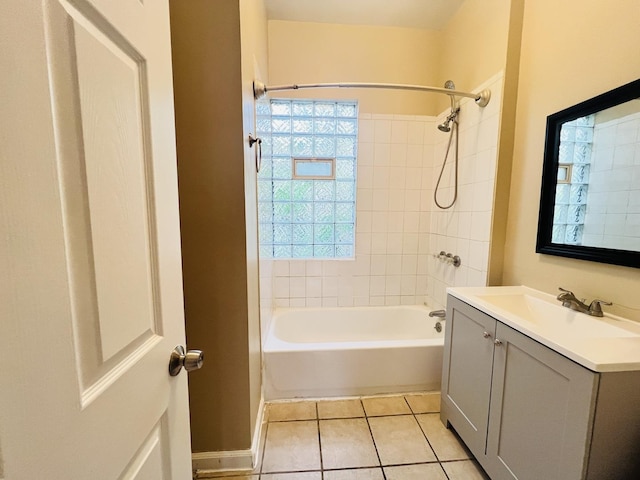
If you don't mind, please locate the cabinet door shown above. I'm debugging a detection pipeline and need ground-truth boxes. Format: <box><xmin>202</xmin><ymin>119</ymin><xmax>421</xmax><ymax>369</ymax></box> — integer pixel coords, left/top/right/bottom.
<box><xmin>487</xmin><ymin>323</ymin><xmax>598</xmax><ymax>480</ymax></box>
<box><xmin>441</xmin><ymin>296</ymin><xmax>497</xmax><ymax>460</ymax></box>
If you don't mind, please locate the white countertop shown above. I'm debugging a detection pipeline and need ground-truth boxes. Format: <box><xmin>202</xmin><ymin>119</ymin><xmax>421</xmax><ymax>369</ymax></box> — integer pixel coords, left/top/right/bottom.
<box><xmin>447</xmin><ymin>285</ymin><xmax>640</xmax><ymax>373</ymax></box>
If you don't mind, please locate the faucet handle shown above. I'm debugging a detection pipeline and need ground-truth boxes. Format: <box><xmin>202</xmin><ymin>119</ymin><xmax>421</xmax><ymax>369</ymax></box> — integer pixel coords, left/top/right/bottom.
<box><xmin>557</xmin><ymin>287</ymin><xmax>575</xmax><ymax>301</ymax></box>
<box><xmin>558</xmin><ymin>287</ymin><xmax>585</xmax><ymax>301</ymax></box>
<box><xmin>588</xmin><ymin>299</ymin><xmax>613</xmax><ymax>317</ymax></box>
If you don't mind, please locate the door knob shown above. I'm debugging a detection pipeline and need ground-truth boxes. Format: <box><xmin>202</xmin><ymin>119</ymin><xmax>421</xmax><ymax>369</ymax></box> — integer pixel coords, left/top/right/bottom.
<box><xmin>169</xmin><ymin>345</ymin><xmax>204</xmax><ymax>376</ymax></box>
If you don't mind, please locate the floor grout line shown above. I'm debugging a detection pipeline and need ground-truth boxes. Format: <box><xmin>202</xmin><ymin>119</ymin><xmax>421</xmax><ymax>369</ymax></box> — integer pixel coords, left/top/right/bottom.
<box><xmin>405</xmin><ymin>396</ymin><xmax>451</xmax><ymax>480</ymax></box>
<box><xmin>361</xmin><ymin>397</ymin><xmax>387</xmax><ymax>480</ymax></box>
<box><xmin>316</xmin><ymin>402</ymin><xmax>324</xmax><ymax>480</ymax></box>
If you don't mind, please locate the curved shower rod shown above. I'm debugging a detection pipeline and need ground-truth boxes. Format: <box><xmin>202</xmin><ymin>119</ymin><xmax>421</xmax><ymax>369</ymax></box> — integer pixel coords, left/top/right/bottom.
<box><xmin>252</xmin><ymin>80</ymin><xmax>491</xmax><ymax>107</ymax></box>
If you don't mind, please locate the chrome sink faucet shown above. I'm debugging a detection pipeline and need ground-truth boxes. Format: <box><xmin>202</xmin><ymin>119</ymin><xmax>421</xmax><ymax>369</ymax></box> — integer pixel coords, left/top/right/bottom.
<box><xmin>557</xmin><ymin>288</ymin><xmax>612</xmax><ymax>317</ymax></box>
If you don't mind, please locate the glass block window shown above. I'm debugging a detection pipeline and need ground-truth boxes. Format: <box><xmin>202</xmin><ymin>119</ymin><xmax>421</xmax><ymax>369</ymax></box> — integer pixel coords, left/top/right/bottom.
<box><xmin>257</xmin><ymin>99</ymin><xmax>358</xmax><ymax>259</ymax></box>
<box><xmin>552</xmin><ymin>114</ymin><xmax>594</xmax><ymax>245</ymax></box>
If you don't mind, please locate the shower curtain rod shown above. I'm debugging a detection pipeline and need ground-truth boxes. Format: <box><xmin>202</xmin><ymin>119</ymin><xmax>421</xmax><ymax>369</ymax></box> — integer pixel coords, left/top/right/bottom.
<box><xmin>252</xmin><ymin>80</ymin><xmax>491</xmax><ymax>107</ymax></box>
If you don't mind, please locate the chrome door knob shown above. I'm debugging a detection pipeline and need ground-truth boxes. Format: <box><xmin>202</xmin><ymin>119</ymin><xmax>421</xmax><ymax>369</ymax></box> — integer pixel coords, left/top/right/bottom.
<box><xmin>494</xmin><ymin>339</ymin><xmax>503</xmax><ymax>346</ymax></box>
<box><xmin>169</xmin><ymin>345</ymin><xmax>204</xmax><ymax>376</ymax></box>
<box><xmin>483</xmin><ymin>331</ymin><xmax>491</xmax><ymax>339</ymax></box>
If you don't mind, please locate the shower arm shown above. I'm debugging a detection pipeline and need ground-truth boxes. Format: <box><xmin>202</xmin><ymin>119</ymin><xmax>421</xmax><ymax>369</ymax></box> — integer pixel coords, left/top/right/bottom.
<box><xmin>252</xmin><ymin>80</ymin><xmax>491</xmax><ymax>107</ymax></box>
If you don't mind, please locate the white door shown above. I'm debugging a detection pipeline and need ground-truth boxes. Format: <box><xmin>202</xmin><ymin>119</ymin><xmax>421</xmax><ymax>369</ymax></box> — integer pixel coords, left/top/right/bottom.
<box><xmin>0</xmin><ymin>0</ymin><xmax>193</xmax><ymax>478</ymax></box>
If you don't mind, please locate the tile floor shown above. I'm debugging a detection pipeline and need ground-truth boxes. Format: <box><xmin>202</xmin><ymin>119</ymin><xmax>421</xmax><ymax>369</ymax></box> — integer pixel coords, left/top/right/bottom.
<box><xmin>198</xmin><ymin>392</ymin><xmax>490</xmax><ymax>480</ymax></box>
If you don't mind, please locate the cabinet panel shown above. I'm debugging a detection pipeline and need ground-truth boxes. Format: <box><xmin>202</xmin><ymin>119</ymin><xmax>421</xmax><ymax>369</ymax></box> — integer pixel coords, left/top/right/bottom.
<box><xmin>487</xmin><ymin>323</ymin><xmax>598</xmax><ymax>480</ymax></box>
<box><xmin>586</xmin><ymin>371</ymin><xmax>640</xmax><ymax>479</ymax></box>
<box><xmin>441</xmin><ymin>297</ymin><xmax>497</xmax><ymax>459</ymax></box>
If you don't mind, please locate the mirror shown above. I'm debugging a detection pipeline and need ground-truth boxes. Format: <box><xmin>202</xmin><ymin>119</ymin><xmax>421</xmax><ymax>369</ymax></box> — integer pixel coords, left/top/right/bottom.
<box><xmin>536</xmin><ymin>79</ymin><xmax>640</xmax><ymax>268</ymax></box>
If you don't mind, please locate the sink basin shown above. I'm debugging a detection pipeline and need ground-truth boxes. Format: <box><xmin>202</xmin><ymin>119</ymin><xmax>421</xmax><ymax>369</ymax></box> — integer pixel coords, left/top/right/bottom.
<box><xmin>476</xmin><ymin>293</ymin><xmax>639</xmax><ymax>339</ymax></box>
<box><xmin>448</xmin><ymin>285</ymin><xmax>640</xmax><ymax>372</ymax></box>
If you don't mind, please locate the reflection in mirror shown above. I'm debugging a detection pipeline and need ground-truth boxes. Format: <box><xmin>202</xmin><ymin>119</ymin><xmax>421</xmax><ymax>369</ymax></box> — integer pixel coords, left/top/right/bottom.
<box><xmin>553</xmin><ymin>102</ymin><xmax>640</xmax><ymax>250</ymax></box>
<box><xmin>537</xmin><ymin>79</ymin><xmax>640</xmax><ymax>268</ymax></box>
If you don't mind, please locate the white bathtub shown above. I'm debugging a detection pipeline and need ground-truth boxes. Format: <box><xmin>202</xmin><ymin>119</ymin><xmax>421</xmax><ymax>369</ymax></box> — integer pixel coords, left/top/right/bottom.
<box><xmin>263</xmin><ymin>305</ymin><xmax>445</xmax><ymax>400</ymax></box>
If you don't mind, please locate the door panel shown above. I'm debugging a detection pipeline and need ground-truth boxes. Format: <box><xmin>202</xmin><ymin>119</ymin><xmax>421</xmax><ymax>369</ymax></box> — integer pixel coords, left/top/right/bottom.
<box><xmin>74</xmin><ymin>15</ymin><xmax>158</xmax><ymax>364</ymax></box>
<box><xmin>0</xmin><ymin>0</ymin><xmax>192</xmax><ymax>478</ymax></box>
<box><xmin>122</xmin><ymin>418</ymin><xmax>169</xmax><ymax>480</ymax></box>
<box><xmin>47</xmin><ymin>0</ymin><xmax>162</xmax><ymax>399</ymax></box>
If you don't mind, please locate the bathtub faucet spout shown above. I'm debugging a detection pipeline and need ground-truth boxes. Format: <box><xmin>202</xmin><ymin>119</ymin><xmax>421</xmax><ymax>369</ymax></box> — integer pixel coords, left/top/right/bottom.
<box><xmin>429</xmin><ymin>309</ymin><xmax>446</xmax><ymax>318</ymax></box>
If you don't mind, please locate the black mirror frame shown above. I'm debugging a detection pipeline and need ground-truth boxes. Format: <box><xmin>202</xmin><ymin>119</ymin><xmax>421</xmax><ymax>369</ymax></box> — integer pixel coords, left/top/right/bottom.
<box><xmin>536</xmin><ymin>78</ymin><xmax>640</xmax><ymax>269</ymax></box>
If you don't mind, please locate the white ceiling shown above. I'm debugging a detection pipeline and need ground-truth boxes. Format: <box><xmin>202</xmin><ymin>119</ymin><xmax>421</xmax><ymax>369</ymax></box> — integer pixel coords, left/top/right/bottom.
<box><xmin>264</xmin><ymin>0</ymin><xmax>466</xmax><ymax>30</ymax></box>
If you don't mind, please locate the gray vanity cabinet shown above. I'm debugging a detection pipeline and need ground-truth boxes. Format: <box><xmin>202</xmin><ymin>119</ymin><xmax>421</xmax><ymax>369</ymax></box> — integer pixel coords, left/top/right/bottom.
<box><xmin>441</xmin><ymin>295</ymin><xmax>640</xmax><ymax>480</ymax></box>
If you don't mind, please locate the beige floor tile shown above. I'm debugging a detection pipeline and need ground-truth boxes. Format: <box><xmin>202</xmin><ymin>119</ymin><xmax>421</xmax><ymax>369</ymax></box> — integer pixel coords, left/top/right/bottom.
<box><xmin>261</xmin><ymin>421</ymin><xmax>321</xmax><ymax>473</ymax></box>
<box><xmin>368</xmin><ymin>415</ymin><xmax>437</xmax><ymax>465</ymax></box>
<box><xmin>416</xmin><ymin>414</ymin><xmax>471</xmax><ymax>461</ymax></box>
<box><xmin>323</xmin><ymin>468</ymin><xmax>385</xmax><ymax>479</ymax></box>
<box><xmin>405</xmin><ymin>392</ymin><xmax>441</xmax><ymax>414</ymax></box>
<box><xmin>319</xmin><ymin>418</ymin><xmax>380</xmax><ymax>470</ymax></box>
<box><xmin>260</xmin><ymin>473</ymin><xmax>321</xmax><ymax>479</ymax></box>
<box><xmin>267</xmin><ymin>401</ymin><xmax>317</xmax><ymax>422</ymax></box>
<box><xmin>317</xmin><ymin>399</ymin><xmax>365</xmax><ymax>419</ymax></box>
<box><xmin>384</xmin><ymin>463</ymin><xmax>448</xmax><ymax>480</ymax></box>
<box><xmin>362</xmin><ymin>396</ymin><xmax>411</xmax><ymax>416</ymax></box>
<box><xmin>441</xmin><ymin>460</ymin><xmax>491</xmax><ymax>480</ymax></box>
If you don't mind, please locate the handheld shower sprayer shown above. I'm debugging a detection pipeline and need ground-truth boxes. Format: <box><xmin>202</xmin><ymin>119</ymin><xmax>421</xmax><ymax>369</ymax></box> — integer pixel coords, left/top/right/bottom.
<box><xmin>437</xmin><ymin>80</ymin><xmax>459</xmax><ymax>132</ymax></box>
<box><xmin>437</xmin><ymin>108</ymin><xmax>460</xmax><ymax>132</ymax></box>
<box><xmin>434</xmin><ymin>80</ymin><xmax>461</xmax><ymax>209</ymax></box>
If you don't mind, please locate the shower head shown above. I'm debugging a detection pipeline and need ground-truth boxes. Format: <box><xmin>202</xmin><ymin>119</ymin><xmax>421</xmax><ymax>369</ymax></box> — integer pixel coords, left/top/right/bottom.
<box><xmin>438</xmin><ymin>120</ymin><xmax>452</xmax><ymax>132</ymax></box>
<box><xmin>437</xmin><ymin>107</ymin><xmax>460</xmax><ymax>132</ymax></box>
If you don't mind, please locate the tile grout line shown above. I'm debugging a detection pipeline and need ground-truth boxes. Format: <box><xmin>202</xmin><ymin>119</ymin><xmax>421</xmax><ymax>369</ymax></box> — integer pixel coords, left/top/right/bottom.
<box><xmin>404</xmin><ymin>396</ymin><xmax>451</xmax><ymax>480</ymax></box>
<box><xmin>268</xmin><ymin>408</ymin><xmax>428</xmax><ymax>423</ymax></box>
<box><xmin>360</xmin><ymin>397</ymin><xmax>387</xmax><ymax>480</ymax></box>
<box><xmin>316</xmin><ymin>401</ymin><xmax>324</xmax><ymax>480</ymax></box>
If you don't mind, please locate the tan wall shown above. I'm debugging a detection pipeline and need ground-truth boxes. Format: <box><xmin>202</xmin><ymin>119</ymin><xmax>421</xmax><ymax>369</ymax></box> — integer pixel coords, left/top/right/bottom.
<box><xmin>267</xmin><ymin>20</ymin><xmax>442</xmax><ymax>115</ymax></box>
<box><xmin>169</xmin><ymin>0</ymin><xmax>255</xmax><ymax>453</ymax></box>
<box><xmin>438</xmin><ymin>0</ymin><xmax>519</xmax><ymax>287</ymax></box>
<box><xmin>267</xmin><ymin>1</ymin><xmax>514</xmax><ymax>115</ymax></box>
<box><xmin>437</xmin><ymin>0</ymin><xmax>513</xmax><ymax>114</ymax></box>
<box><xmin>487</xmin><ymin>0</ymin><xmax>525</xmax><ymax>285</ymax></box>
<box><xmin>502</xmin><ymin>0</ymin><xmax>640</xmax><ymax>321</ymax></box>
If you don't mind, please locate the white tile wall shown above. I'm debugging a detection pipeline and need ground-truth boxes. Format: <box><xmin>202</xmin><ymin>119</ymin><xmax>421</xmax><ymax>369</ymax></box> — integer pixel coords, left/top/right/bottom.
<box><xmin>261</xmin><ymin>72</ymin><xmax>505</xmax><ymax>318</ymax></box>
<box><xmin>427</xmin><ymin>72</ymin><xmax>504</xmax><ymax>308</ymax></box>
<box><xmin>583</xmin><ymin>112</ymin><xmax>640</xmax><ymax>250</ymax></box>
<box><xmin>259</xmin><ymin>257</ymin><xmax>273</xmax><ymax>343</ymax></box>
<box><xmin>268</xmin><ymin>113</ymin><xmax>435</xmax><ymax>309</ymax></box>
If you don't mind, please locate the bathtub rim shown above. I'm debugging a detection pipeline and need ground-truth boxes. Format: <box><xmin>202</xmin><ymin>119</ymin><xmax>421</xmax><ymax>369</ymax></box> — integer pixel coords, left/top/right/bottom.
<box><xmin>264</xmin><ymin>304</ymin><xmax>445</xmax><ymax>353</ymax></box>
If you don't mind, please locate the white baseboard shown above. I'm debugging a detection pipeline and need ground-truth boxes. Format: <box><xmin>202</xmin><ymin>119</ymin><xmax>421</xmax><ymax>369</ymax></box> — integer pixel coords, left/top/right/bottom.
<box><xmin>251</xmin><ymin>396</ymin><xmax>266</xmax><ymax>465</ymax></box>
<box><xmin>192</xmin><ymin>449</ymin><xmax>253</xmax><ymax>473</ymax></box>
<box><xmin>192</xmin><ymin>396</ymin><xmax>265</xmax><ymax>476</ymax></box>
